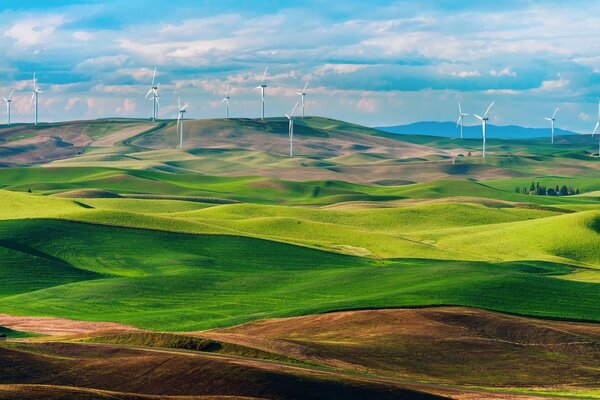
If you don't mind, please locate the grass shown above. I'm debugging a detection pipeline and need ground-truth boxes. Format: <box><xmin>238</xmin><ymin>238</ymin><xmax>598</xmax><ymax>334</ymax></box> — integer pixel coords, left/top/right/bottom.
<box><xmin>1</xmin><ymin>217</ymin><xmax>600</xmax><ymax>331</ymax></box>
<box><xmin>0</xmin><ymin>326</ymin><xmax>42</xmax><ymax>339</ymax></box>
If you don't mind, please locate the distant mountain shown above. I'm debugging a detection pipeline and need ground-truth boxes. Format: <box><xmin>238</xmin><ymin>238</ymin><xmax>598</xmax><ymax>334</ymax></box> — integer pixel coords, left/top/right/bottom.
<box><xmin>377</xmin><ymin>121</ymin><xmax>579</xmax><ymax>140</ymax></box>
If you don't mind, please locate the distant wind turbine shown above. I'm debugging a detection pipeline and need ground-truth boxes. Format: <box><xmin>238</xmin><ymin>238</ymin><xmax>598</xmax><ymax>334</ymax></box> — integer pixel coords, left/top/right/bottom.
<box><xmin>177</xmin><ymin>97</ymin><xmax>188</xmax><ymax>149</ymax></box>
<box><xmin>296</xmin><ymin>82</ymin><xmax>308</xmax><ymax>118</ymax></box>
<box><xmin>456</xmin><ymin>102</ymin><xmax>468</xmax><ymax>139</ymax></box>
<box><xmin>474</xmin><ymin>101</ymin><xmax>494</xmax><ymax>158</ymax></box>
<box><xmin>29</xmin><ymin>73</ymin><xmax>42</xmax><ymax>126</ymax></box>
<box><xmin>2</xmin><ymin>89</ymin><xmax>13</xmax><ymax>125</ymax></box>
<box><xmin>285</xmin><ymin>102</ymin><xmax>299</xmax><ymax>157</ymax></box>
<box><xmin>592</xmin><ymin>100</ymin><xmax>600</xmax><ymax>138</ymax></box>
<box><xmin>145</xmin><ymin>67</ymin><xmax>160</xmax><ymax>122</ymax></box>
<box><xmin>255</xmin><ymin>66</ymin><xmax>268</xmax><ymax>120</ymax></box>
<box><xmin>222</xmin><ymin>82</ymin><xmax>230</xmax><ymax>119</ymax></box>
<box><xmin>544</xmin><ymin>107</ymin><xmax>559</xmax><ymax>144</ymax></box>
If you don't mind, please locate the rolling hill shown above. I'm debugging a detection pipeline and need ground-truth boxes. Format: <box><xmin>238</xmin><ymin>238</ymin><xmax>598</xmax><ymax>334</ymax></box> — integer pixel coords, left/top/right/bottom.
<box><xmin>1</xmin><ymin>116</ymin><xmax>599</xmax><ymax>399</ymax></box>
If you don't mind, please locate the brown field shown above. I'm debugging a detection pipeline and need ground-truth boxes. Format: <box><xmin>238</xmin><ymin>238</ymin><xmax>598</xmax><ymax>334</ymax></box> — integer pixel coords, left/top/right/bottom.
<box><xmin>0</xmin><ymin>314</ymin><xmax>139</xmax><ymax>336</ymax></box>
<box><xmin>3</xmin><ymin>307</ymin><xmax>600</xmax><ymax>398</ymax></box>
<box><xmin>0</xmin><ymin>341</ymin><xmax>443</xmax><ymax>400</ymax></box>
<box><xmin>204</xmin><ymin>307</ymin><xmax>600</xmax><ymax>388</ymax></box>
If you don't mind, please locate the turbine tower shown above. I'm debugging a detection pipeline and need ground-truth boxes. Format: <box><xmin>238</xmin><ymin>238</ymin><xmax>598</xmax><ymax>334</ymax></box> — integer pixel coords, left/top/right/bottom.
<box><xmin>285</xmin><ymin>102</ymin><xmax>299</xmax><ymax>157</ymax></box>
<box><xmin>2</xmin><ymin>90</ymin><xmax>13</xmax><ymax>125</ymax></box>
<box><xmin>177</xmin><ymin>97</ymin><xmax>188</xmax><ymax>149</ymax></box>
<box><xmin>544</xmin><ymin>107</ymin><xmax>559</xmax><ymax>144</ymax></box>
<box><xmin>456</xmin><ymin>102</ymin><xmax>468</xmax><ymax>139</ymax></box>
<box><xmin>255</xmin><ymin>66</ymin><xmax>268</xmax><ymax>120</ymax></box>
<box><xmin>297</xmin><ymin>82</ymin><xmax>308</xmax><ymax>118</ymax></box>
<box><xmin>145</xmin><ymin>67</ymin><xmax>160</xmax><ymax>122</ymax></box>
<box><xmin>221</xmin><ymin>82</ymin><xmax>230</xmax><ymax>119</ymax></box>
<box><xmin>29</xmin><ymin>73</ymin><xmax>42</xmax><ymax>126</ymax></box>
<box><xmin>474</xmin><ymin>102</ymin><xmax>495</xmax><ymax>158</ymax></box>
<box><xmin>592</xmin><ymin>100</ymin><xmax>600</xmax><ymax>138</ymax></box>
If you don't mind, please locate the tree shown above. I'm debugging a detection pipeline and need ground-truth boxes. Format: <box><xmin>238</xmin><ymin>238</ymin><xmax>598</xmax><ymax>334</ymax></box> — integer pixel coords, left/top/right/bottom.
<box><xmin>560</xmin><ymin>185</ymin><xmax>569</xmax><ymax>196</ymax></box>
<box><xmin>530</xmin><ymin>182</ymin><xmax>536</xmax><ymax>193</ymax></box>
<box><xmin>576</xmin><ymin>188</ymin><xmax>580</xmax><ymax>195</ymax></box>
<box><xmin>515</xmin><ymin>187</ymin><xmax>521</xmax><ymax>194</ymax></box>
<box><xmin>547</xmin><ymin>187</ymin><xmax>555</xmax><ymax>196</ymax></box>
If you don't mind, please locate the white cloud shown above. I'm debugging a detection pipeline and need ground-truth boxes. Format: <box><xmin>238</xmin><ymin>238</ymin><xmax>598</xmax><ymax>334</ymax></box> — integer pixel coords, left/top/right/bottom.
<box><xmin>115</xmin><ymin>98</ymin><xmax>137</xmax><ymax>115</ymax></box>
<box><xmin>490</xmin><ymin>67</ymin><xmax>516</xmax><ymax>77</ymax></box>
<box><xmin>4</xmin><ymin>15</ymin><xmax>67</xmax><ymax>47</ymax></box>
<box><xmin>315</xmin><ymin>64</ymin><xmax>368</xmax><ymax>75</ymax></box>
<box><xmin>356</xmin><ymin>97</ymin><xmax>379</xmax><ymax>113</ymax></box>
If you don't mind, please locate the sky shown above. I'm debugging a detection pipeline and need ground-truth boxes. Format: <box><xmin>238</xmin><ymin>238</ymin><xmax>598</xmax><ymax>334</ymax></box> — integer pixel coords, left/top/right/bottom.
<box><xmin>1</xmin><ymin>0</ymin><xmax>600</xmax><ymax>132</ymax></box>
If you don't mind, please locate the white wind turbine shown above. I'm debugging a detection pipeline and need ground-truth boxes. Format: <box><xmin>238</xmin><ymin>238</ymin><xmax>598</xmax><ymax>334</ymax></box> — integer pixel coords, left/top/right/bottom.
<box><xmin>592</xmin><ymin>100</ymin><xmax>600</xmax><ymax>157</ymax></box>
<box><xmin>255</xmin><ymin>66</ymin><xmax>268</xmax><ymax>120</ymax></box>
<box><xmin>177</xmin><ymin>97</ymin><xmax>188</xmax><ymax>149</ymax></box>
<box><xmin>456</xmin><ymin>102</ymin><xmax>468</xmax><ymax>139</ymax></box>
<box><xmin>592</xmin><ymin>100</ymin><xmax>600</xmax><ymax>138</ymax></box>
<box><xmin>474</xmin><ymin>101</ymin><xmax>495</xmax><ymax>158</ymax></box>
<box><xmin>296</xmin><ymin>82</ymin><xmax>308</xmax><ymax>118</ymax></box>
<box><xmin>222</xmin><ymin>82</ymin><xmax>231</xmax><ymax>119</ymax></box>
<box><xmin>2</xmin><ymin>89</ymin><xmax>13</xmax><ymax>125</ymax></box>
<box><xmin>545</xmin><ymin>107</ymin><xmax>559</xmax><ymax>144</ymax></box>
<box><xmin>30</xmin><ymin>73</ymin><xmax>42</xmax><ymax>125</ymax></box>
<box><xmin>285</xmin><ymin>102</ymin><xmax>299</xmax><ymax>157</ymax></box>
<box><xmin>145</xmin><ymin>67</ymin><xmax>160</xmax><ymax>121</ymax></box>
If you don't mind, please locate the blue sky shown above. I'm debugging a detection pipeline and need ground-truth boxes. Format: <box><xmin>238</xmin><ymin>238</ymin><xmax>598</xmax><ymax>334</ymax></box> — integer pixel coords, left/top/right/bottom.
<box><xmin>1</xmin><ymin>0</ymin><xmax>600</xmax><ymax>132</ymax></box>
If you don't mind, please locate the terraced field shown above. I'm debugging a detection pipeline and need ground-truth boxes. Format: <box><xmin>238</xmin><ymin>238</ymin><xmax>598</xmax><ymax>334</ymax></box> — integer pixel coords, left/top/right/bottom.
<box><xmin>0</xmin><ymin>118</ymin><xmax>599</xmax><ymax>399</ymax></box>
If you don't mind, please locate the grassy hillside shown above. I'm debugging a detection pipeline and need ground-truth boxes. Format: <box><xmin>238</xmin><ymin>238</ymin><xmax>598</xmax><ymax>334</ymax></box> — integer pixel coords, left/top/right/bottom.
<box><xmin>1</xmin><ymin>216</ymin><xmax>600</xmax><ymax>331</ymax></box>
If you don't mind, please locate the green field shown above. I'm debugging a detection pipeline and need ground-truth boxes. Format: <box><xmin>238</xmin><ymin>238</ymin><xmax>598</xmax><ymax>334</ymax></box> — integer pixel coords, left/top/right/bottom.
<box><xmin>1</xmin><ymin>118</ymin><xmax>600</xmax><ymax>399</ymax></box>
<box><xmin>1</xmin><ymin>117</ymin><xmax>599</xmax><ymax>332</ymax></box>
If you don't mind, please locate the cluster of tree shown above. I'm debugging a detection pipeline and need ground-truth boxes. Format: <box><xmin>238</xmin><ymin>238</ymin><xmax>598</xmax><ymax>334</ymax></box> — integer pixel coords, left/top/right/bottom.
<box><xmin>515</xmin><ymin>182</ymin><xmax>580</xmax><ymax>196</ymax></box>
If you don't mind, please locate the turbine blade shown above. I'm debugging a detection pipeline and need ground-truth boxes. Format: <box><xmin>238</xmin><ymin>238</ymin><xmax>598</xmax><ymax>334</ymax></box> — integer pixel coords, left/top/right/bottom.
<box><xmin>291</xmin><ymin>102</ymin><xmax>299</xmax><ymax>117</ymax></box>
<box><xmin>285</xmin><ymin>113</ymin><xmax>290</xmax><ymax>120</ymax></box>
<box><xmin>178</xmin><ymin>97</ymin><xmax>181</xmax><ymax>110</ymax></box>
<box><xmin>594</xmin><ymin>122</ymin><xmax>600</xmax><ymax>136</ymax></box>
<box><xmin>145</xmin><ymin>89</ymin><xmax>153</xmax><ymax>99</ymax></box>
<box><xmin>181</xmin><ymin>105</ymin><xmax>188</xmax><ymax>111</ymax></box>
<box><xmin>302</xmin><ymin>81</ymin><xmax>308</xmax><ymax>93</ymax></box>
<box><xmin>152</xmin><ymin>67</ymin><xmax>156</xmax><ymax>85</ymax></box>
<box><xmin>226</xmin><ymin>82</ymin><xmax>229</xmax><ymax>97</ymax></box>
<box><xmin>456</xmin><ymin>116</ymin><xmax>462</xmax><ymax>126</ymax></box>
<box><xmin>260</xmin><ymin>66</ymin><xmax>268</xmax><ymax>85</ymax></box>
<box><xmin>458</xmin><ymin>101</ymin><xmax>462</xmax><ymax>114</ymax></box>
<box><xmin>483</xmin><ymin>101</ymin><xmax>495</xmax><ymax>119</ymax></box>
<box><xmin>8</xmin><ymin>90</ymin><xmax>13</xmax><ymax>100</ymax></box>
<box><xmin>29</xmin><ymin>92</ymin><xmax>35</xmax><ymax>108</ymax></box>
<box><xmin>552</xmin><ymin>107</ymin><xmax>559</xmax><ymax>119</ymax></box>
<box><xmin>474</xmin><ymin>114</ymin><xmax>483</xmax><ymax>121</ymax></box>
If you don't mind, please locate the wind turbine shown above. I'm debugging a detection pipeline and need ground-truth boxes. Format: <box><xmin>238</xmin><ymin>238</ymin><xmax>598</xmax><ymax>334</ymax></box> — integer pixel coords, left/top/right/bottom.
<box><xmin>545</xmin><ymin>107</ymin><xmax>559</xmax><ymax>144</ymax></box>
<box><xmin>474</xmin><ymin>102</ymin><xmax>494</xmax><ymax>158</ymax></box>
<box><xmin>177</xmin><ymin>97</ymin><xmax>188</xmax><ymax>149</ymax></box>
<box><xmin>255</xmin><ymin>66</ymin><xmax>268</xmax><ymax>120</ymax></box>
<box><xmin>296</xmin><ymin>82</ymin><xmax>308</xmax><ymax>118</ymax></box>
<box><xmin>145</xmin><ymin>67</ymin><xmax>160</xmax><ymax>122</ymax></box>
<box><xmin>221</xmin><ymin>82</ymin><xmax>230</xmax><ymax>119</ymax></box>
<box><xmin>592</xmin><ymin>100</ymin><xmax>600</xmax><ymax>157</ymax></box>
<box><xmin>592</xmin><ymin>100</ymin><xmax>600</xmax><ymax>138</ymax></box>
<box><xmin>285</xmin><ymin>102</ymin><xmax>299</xmax><ymax>157</ymax></box>
<box><xmin>29</xmin><ymin>73</ymin><xmax>42</xmax><ymax>125</ymax></box>
<box><xmin>2</xmin><ymin>90</ymin><xmax>13</xmax><ymax>125</ymax></box>
<box><xmin>456</xmin><ymin>102</ymin><xmax>468</xmax><ymax>139</ymax></box>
